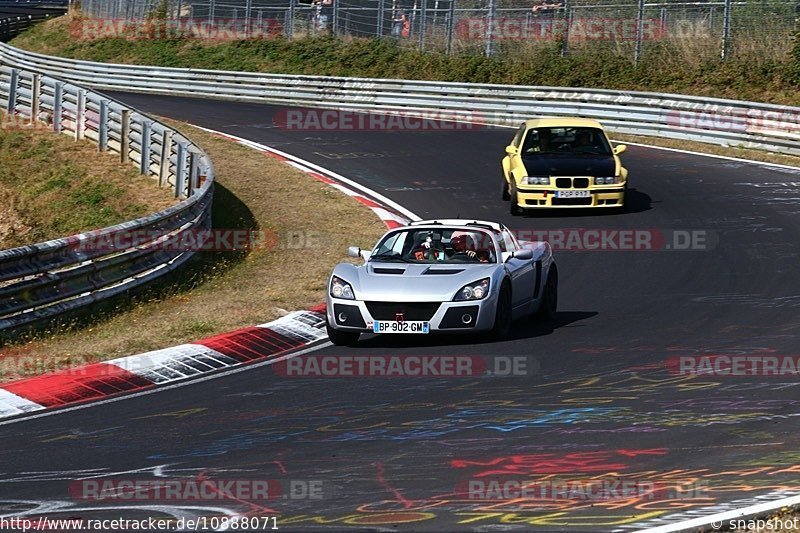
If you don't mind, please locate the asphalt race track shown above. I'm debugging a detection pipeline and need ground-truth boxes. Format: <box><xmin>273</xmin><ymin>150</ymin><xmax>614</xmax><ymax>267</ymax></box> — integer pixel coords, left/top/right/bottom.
<box><xmin>3</xmin><ymin>93</ymin><xmax>800</xmax><ymax>531</ymax></box>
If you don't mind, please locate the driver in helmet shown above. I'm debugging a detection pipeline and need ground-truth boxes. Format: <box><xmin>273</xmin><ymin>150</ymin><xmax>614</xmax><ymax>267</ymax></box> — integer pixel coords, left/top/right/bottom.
<box><xmin>449</xmin><ymin>231</ymin><xmax>490</xmax><ymax>262</ymax></box>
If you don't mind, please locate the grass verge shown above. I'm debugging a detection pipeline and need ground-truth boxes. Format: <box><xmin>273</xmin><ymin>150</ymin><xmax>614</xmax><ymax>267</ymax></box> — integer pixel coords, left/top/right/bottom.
<box><xmin>0</xmin><ymin>120</ymin><xmax>386</xmax><ymax>382</ymax></box>
<box><xmin>0</xmin><ymin>112</ymin><xmax>173</xmax><ymax>249</ymax></box>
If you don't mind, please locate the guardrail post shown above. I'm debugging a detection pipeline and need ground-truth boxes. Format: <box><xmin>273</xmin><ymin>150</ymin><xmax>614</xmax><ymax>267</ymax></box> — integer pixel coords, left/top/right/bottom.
<box><xmin>209</xmin><ymin>0</ymin><xmax>216</xmax><ymax>25</ymax></box>
<box><xmin>98</xmin><ymin>100</ymin><xmax>109</xmax><ymax>151</ymax></box>
<box><xmin>159</xmin><ymin>129</ymin><xmax>173</xmax><ymax>188</ymax></box>
<box><xmin>200</xmin><ymin>164</ymin><xmax>210</xmax><ymax>188</ymax></box>
<box><xmin>120</xmin><ymin>109</ymin><xmax>130</xmax><ymax>163</ymax></box>
<box><xmin>75</xmin><ymin>89</ymin><xmax>86</xmax><ymax>140</ymax></box>
<box><xmin>53</xmin><ymin>81</ymin><xmax>64</xmax><ymax>133</ymax></box>
<box><xmin>188</xmin><ymin>151</ymin><xmax>198</xmax><ymax>196</ymax></box>
<box><xmin>175</xmin><ymin>142</ymin><xmax>188</xmax><ymax>198</ymax></box>
<box><xmin>721</xmin><ymin>0</ymin><xmax>732</xmax><ymax>60</ymax></box>
<box><xmin>140</xmin><ymin>120</ymin><xmax>152</xmax><ymax>175</ymax></box>
<box><xmin>30</xmin><ymin>74</ymin><xmax>40</xmax><ymax>125</ymax></box>
<box><xmin>634</xmin><ymin>0</ymin><xmax>645</xmax><ymax>64</ymax></box>
<box><xmin>6</xmin><ymin>68</ymin><xmax>18</xmax><ymax>115</ymax></box>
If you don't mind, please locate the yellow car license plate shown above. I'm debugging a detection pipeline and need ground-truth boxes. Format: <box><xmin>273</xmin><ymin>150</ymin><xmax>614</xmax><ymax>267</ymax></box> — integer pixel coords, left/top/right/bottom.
<box><xmin>555</xmin><ymin>190</ymin><xmax>591</xmax><ymax>198</ymax></box>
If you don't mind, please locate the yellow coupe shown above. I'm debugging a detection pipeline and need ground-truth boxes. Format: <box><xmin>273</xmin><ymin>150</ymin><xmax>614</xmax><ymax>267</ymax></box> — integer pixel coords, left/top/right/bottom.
<box><xmin>501</xmin><ymin>118</ymin><xmax>628</xmax><ymax>213</ymax></box>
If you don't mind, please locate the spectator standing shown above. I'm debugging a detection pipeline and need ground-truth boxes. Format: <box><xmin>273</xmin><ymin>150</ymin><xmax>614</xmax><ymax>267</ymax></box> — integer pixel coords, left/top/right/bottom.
<box><xmin>392</xmin><ymin>9</ymin><xmax>408</xmax><ymax>37</ymax></box>
<box><xmin>311</xmin><ymin>0</ymin><xmax>322</xmax><ymax>32</ymax></box>
<box><xmin>319</xmin><ymin>0</ymin><xmax>334</xmax><ymax>32</ymax></box>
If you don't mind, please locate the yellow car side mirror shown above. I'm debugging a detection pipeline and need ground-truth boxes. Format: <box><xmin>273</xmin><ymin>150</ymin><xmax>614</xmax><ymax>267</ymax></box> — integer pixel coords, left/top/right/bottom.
<box><xmin>505</xmin><ymin>145</ymin><xmax>519</xmax><ymax>156</ymax></box>
<box><xmin>613</xmin><ymin>144</ymin><xmax>627</xmax><ymax>155</ymax></box>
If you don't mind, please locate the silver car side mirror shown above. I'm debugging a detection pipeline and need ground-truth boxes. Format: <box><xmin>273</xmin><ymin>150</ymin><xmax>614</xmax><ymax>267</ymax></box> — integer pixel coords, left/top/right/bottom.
<box><xmin>512</xmin><ymin>249</ymin><xmax>534</xmax><ymax>260</ymax></box>
<box><xmin>347</xmin><ymin>246</ymin><xmax>361</xmax><ymax>258</ymax></box>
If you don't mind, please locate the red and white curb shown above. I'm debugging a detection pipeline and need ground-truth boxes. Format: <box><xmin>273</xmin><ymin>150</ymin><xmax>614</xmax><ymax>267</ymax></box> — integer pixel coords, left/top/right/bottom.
<box><xmin>0</xmin><ymin>309</ymin><xmax>328</xmax><ymax>419</ymax></box>
<box><xmin>0</xmin><ymin>131</ymin><xmax>419</xmax><ymax>421</ymax></box>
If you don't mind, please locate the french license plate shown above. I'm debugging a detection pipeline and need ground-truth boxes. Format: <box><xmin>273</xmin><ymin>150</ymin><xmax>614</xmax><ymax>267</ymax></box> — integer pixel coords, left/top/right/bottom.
<box><xmin>555</xmin><ymin>190</ymin><xmax>591</xmax><ymax>198</ymax></box>
<box><xmin>373</xmin><ymin>321</ymin><xmax>430</xmax><ymax>334</ymax></box>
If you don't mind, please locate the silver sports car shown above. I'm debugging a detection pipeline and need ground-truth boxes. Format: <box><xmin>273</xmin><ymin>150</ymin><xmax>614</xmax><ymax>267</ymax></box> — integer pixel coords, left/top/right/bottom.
<box><xmin>326</xmin><ymin>219</ymin><xmax>557</xmax><ymax>346</ymax></box>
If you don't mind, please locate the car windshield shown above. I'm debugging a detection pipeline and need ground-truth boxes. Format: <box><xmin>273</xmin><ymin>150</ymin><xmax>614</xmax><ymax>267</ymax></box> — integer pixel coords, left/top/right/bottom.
<box><xmin>521</xmin><ymin>126</ymin><xmax>612</xmax><ymax>156</ymax></box>
<box><xmin>370</xmin><ymin>228</ymin><xmax>497</xmax><ymax>264</ymax></box>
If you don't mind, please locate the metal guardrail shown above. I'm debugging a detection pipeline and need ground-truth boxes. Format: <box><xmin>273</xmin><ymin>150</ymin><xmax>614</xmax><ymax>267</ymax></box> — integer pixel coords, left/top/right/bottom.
<box><xmin>0</xmin><ymin>64</ymin><xmax>214</xmax><ymax>332</ymax></box>
<box><xmin>1</xmin><ymin>41</ymin><xmax>798</xmax><ymax>155</ymax></box>
<box><xmin>0</xmin><ymin>7</ymin><xmax>62</xmax><ymax>41</ymax></box>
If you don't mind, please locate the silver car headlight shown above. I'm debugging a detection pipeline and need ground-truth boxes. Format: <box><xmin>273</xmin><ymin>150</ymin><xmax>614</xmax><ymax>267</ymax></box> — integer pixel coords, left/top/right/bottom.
<box><xmin>330</xmin><ymin>275</ymin><xmax>355</xmax><ymax>300</ymax></box>
<box><xmin>454</xmin><ymin>278</ymin><xmax>490</xmax><ymax>301</ymax></box>
<box><xmin>594</xmin><ymin>176</ymin><xmax>619</xmax><ymax>185</ymax></box>
<box><xmin>523</xmin><ymin>176</ymin><xmax>550</xmax><ymax>185</ymax></box>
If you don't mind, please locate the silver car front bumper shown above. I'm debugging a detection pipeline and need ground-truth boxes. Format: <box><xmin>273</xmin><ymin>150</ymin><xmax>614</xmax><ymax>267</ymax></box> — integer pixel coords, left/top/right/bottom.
<box><xmin>326</xmin><ymin>293</ymin><xmax>499</xmax><ymax>334</ymax></box>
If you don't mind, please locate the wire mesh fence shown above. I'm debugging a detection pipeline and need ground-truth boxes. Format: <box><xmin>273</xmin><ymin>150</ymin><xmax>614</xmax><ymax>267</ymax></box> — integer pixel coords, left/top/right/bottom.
<box><xmin>75</xmin><ymin>0</ymin><xmax>799</xmax><ymax>61</ymax></box>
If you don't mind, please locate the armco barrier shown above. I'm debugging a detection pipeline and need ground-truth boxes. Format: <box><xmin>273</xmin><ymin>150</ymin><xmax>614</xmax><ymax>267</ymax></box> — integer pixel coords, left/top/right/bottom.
<box><xmin>0</xmin><ymin>42</ymin><xmax>798</xmax><ymax>155</ymax></box>
<box><xmin>0</xmin><ymin>6</ymin><xmax>64</xmax><ymax>42</ymax></box>
<box><xmin>0</xmin><ymin>65</ymin><xmax>214</xmax><ymax>332</ymax></box>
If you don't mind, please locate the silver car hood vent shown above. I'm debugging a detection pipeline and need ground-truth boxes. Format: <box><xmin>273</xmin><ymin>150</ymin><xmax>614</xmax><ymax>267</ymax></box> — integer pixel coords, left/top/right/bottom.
<box><xmin>423</xmin><ymin>268</ymin><xmax>465</xmax><ymax>275</ymax></box>
<box><xmin>372</xmin><ymin>267</ymin><xmax>406</xmax><ymax>274</ymax></box>
<box><xmin>369</xmin><ymin>265</ymin><xmax>466</xmax><ymax>275</ymax></box>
